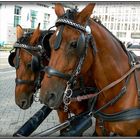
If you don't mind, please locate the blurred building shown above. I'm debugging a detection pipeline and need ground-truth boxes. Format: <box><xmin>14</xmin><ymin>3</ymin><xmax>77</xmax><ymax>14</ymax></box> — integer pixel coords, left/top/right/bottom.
<box><xmin>0</xmin><ymin>2</ymin><xmax>56</xmax><ymax>45</ymax></box>
<box><xmin>93</xmin><ymin>2</ymin><xmax>140</xmax><ymax>45</ymax></box>
<box><xmin>0</xmin><ymin>2</ymin><xmax>140</xmax><ymax>45</ymax></box>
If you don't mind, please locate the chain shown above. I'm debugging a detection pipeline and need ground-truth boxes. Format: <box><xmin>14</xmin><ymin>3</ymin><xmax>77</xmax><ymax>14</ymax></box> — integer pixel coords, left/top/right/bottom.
<box><xmin>33</xmin><ymin>89</ymin><xmax>40</xmax><ymax>102</ymax></box>
<box><xmin>63</xmin><ymin>82</ymin><xmax>73</xmax><ymax>112</ymax></box>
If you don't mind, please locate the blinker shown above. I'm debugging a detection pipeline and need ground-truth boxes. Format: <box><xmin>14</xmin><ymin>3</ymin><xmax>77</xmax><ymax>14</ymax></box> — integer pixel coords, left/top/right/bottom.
<box><xmin>77</xmin><ymin>33</ymin><xmax>85</xmax><ymax>49</ymax></box>
<box><xmin>31</xmin><ymin>56</ymin><xmax>41</xmax><ymax>72</ymax></box>
<box><xmin>8</xmin><ymin>52</ymin><xmax>16</xmax><ymax>67</ymax></box>
<box><xmin>8</xmin><ymin>49</ymin><xmax>20</xmax><ymax>69</ymax></box>
<box><xmin>54</xmin><ymin>25</ymin><xmax>64</xmax><ymax>50</ymax></box>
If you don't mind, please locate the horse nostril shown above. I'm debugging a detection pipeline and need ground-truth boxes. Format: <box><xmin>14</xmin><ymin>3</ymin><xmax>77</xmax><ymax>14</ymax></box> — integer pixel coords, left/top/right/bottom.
<box><xmin>20</xmin><ymin>99</ymin><xmax>28</xmax><ymax>108</ymax></box>
<box><xmin>47</xmin><ymin>93</ymin><xmax>56</xmax><ymax>101</ymax></box>
<box><xmin>45</xmin><ymin>92</ymin><xmax>57</xmax><ymax>108</ymax></box>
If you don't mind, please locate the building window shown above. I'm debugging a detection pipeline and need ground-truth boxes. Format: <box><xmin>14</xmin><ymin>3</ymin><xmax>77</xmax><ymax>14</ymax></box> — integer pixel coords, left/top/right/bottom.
<box><xmin>136</xmin><ymin>24</ymin><xmax>138</xmax><ymax>30</ymax></box>
<box><xmin>139</xmin><ymin>24</ymin><xmax>140</xmax><ymax>30</ymax></box>
<box><xmin>131</xmin><ymin>32</ymin><xmax>140</xmax><ymax>39</ymax></box>
<box><xmin>105</xmin><ymin>7</ymin><xmax>108</xmax><ymax>13</ymax></box>
<box><xmin>132</xmin><ymin>23</ymin><xmax>135</xmax><ymax>30</ymax></box>
<box><xmin>105</xmin><ymin>15</ymin><xmax>108</xmax><ymax>21</ymax></box>
<box><xmin>31</xmin><ymin>10</ymin><xmax>37</xmax><ymax>29</ymax></box>
<box><xmin>116</xmin><ymin>32</ymin><xmax>126</xmax><ymax>38</ymax></box>
<box><xmin>121</xmin><ymin>23</ymin><xmax>123</xmax><ymax>30</ymax></box>
<box><xmin>104</xmin><ymin>23</ymin><xmax>107</xmax><ymax>27</ymax></box>
<box><xmin>111</xmin><ymin>23</ymin><xmax>113</xmax><ymax>30</ymax></box>
<box><xmin>14</xmin><ymin>6</ymin><xmax>22</xmax><ymax>27</ymax></box>
<box><xmin>128</xmin><ymin>24</ymin><xmax>131</xmax><ymax>30</ymax></box>
<box><xmin>111</xmin><ymin>16</ymin><xmax>114</xmax><ymax>22</ymax></box>
<box><xmin>117</xmin><ymin>23</ymin><xmax>120</xmax><ymax>30</ymax></box>
<box><xmin>43</xmin><ymin>13</ymin><xmax>50</xmax><ymax>29</ymax></box>
<box><xmin>124</xmin><ymin>23</ymin><xmax>127</xmax><ymax>30</ymax></box>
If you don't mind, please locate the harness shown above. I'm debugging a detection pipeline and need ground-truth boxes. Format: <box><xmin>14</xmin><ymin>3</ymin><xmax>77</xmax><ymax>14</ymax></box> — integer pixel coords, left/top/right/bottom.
<box><xmin>44</xmin><ymin>9</ymin><xmax>140</xmax><ymax>136</ymax></box>
<box><xmin>8</xmin><ymin>30</ymin><xmax>53</xmax><ymax>100</ymax></box>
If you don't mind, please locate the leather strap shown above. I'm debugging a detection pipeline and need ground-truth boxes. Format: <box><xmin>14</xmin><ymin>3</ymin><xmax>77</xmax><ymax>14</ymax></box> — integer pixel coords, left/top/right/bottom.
<box><xmin>15</xmin><ymin>78</ymin><xmax>34</xmax><ymax>85</ymax></box>
<box><xmin>43</xmin><ymin>66</ymin><xmax>71</xmax><ymax>80</ymax></box>
<box><xmin>94</xmin><ymin>108</ymin><xmax>140</xmax><ymax>122</ymax></box>
<box><xmin>15</xmin><ymin>49</ymin><xmax>20</xmax><ymax>69</ymax></box>
<box><xmin>134</xmin><ymin>69</ymin><xmax>140</xmax><ymax>100</ymax></box>
<box><xmin>54</xmin><ymin>25</ymin><xmax>64</xmax><ymax>50</ymax></box>
<box><xmin>93</xmin><ymin>64</ymin><xmax>140</xmax><ymax>97</ymax></box>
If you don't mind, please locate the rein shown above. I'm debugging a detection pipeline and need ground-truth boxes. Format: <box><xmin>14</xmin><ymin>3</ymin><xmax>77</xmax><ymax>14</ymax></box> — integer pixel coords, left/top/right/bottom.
<box><xmin>71</xmin><ymin>63</ymin><xmax>140</xmax><ymax>102</ymax></box>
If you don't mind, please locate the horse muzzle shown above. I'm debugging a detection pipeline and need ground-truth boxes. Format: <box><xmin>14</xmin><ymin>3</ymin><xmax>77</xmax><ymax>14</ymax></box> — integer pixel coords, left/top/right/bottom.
<box><xmin>16</xmin><ymin>94</ymin><xmax>33</xmax><ymax>110</ymax></box>
<box><xmin>40</xmin><ymin>90</ymin><xmax>63</xmax><ymax>110</ymax></box>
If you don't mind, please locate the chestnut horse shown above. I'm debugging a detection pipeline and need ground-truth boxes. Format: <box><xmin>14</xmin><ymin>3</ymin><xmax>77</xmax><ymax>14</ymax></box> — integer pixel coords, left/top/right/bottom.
<box><xmin>8</xmin><ymin>24</ymin><xmax>51</xmax><ymax>109</ymax></box>
<box><xmin>9</xmin><ymin>24</ymin><xmax>89</xmax><ymax>134</ymax></box>
<box><xmin>40</xmin><ymin>3</ymin><xmax>140</xmax><ymax>136</ymax></box>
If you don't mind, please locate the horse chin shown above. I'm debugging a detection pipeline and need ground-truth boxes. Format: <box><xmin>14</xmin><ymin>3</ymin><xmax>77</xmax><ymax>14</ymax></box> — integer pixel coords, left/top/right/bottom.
<box><xmin>41</xmin><ymin>95</ymin><xmax>62</xmax><ymax>110</ymax></box>
<box><xmin>47</xmin><ymin>101</ymin><xmax>62</xmax><ymax>110</ymax></box>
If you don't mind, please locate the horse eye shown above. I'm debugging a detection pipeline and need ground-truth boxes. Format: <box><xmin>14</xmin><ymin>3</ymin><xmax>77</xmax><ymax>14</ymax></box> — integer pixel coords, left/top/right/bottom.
<box><xmin>70</xmin><ymin>41</ymin><xmax>77</xmax><ymax>48</ymax></box>
<box><xmin>27</xmin><ymin>63</ymin><xmax>31</xmax><ymax>69</ymax></box>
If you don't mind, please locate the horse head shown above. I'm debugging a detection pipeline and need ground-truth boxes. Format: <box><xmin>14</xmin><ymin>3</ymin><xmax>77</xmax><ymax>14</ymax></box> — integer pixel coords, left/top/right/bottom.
<box><xmin>8</xmin><ymin>24</ymin><xmax>52</xmax><ymax>109</ymax></box>
<box><xmin>40</xmin><ymin>3</ymin><xmax>96</xmax><ymax>109</ymax></box>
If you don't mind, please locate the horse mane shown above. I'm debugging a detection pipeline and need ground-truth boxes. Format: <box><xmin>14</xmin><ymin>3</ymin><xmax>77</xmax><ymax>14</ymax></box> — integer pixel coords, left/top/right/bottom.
<box><xmin>92</xmin><ymin>17</ymin><xmax>128</xmax><ymax>55</ymax></box>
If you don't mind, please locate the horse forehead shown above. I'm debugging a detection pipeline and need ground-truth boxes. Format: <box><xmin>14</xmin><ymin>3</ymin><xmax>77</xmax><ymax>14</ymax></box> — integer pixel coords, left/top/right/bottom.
<box><xmin>20</xmin><ymin>49</ymin><xmax>32</xmax><ymax>61</ymax></box>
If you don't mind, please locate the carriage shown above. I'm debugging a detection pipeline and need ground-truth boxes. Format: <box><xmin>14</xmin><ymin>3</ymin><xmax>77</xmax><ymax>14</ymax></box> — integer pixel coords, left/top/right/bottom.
<box><xmin>8</xmin><ymin>3</ymin><xmax>140</xmax><ymax>137</ymax></box>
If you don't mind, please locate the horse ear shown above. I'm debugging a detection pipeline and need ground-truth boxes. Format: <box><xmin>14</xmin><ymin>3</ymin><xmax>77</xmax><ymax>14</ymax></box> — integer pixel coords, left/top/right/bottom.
<box><xmin>29</xmin><ymin>23</ymin><xmax>41</xmax><ymax>45</ymax></box>
<box><xmin>55</xmin><ymin>3</ymin><xmax>65</xmax><ymax>17</ymax></box>
<box><xmin>16</xmin><ymin>25</ymin><xmax>24</xmax><ymax>40</ymax></box>
<box><xmin>77</xmin><ymin>3</ymin><xmax>95</xmax><ymax>23</ymax></box>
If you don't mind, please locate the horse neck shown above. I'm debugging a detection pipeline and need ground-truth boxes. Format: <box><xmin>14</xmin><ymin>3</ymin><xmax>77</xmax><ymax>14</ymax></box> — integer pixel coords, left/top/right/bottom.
<box><xmin>90</xmin><ymin>21</ymin><xmax>130</xmax><ymax>104</ymax></box>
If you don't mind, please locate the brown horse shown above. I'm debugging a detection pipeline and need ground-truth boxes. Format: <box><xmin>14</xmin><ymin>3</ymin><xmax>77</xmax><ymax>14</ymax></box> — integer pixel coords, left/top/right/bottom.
<box><xmin>8</xmin><ymin>24</ymin><xmax>51</xmax><ymax>109</ymax></box>
<box><xmin>40</xmin><ymin>3</ymin><xmax>140</xmax><ymax>136</ymax></box>
<box><xmin>9</xmin><ymin>24</ymin><xmax>89</xmax><ymax>133</ymax></box>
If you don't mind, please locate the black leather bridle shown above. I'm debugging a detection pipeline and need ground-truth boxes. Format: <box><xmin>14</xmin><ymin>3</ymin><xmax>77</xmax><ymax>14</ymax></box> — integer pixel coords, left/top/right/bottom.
<box><xmin>9</xmin><ymin>31</ymin><xmax>51</xmax><ymax>92</ymax></box>
<box><xmin>43</xmin><ymin>9</ymin><xmax>97</xmax><ymax>112</ymax></box>
<box><xmin>13</xmin><ymin>43</ymin><xmax>43</xmax><ymax>88</ymax></box>
<box><xmin>44</xmin><ymin>9</ymin><xmax>97</xmax><ymax>86</ymax></box>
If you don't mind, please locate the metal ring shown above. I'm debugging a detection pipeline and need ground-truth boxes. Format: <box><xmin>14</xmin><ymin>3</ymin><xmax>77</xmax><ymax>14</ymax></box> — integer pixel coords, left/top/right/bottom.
<box><xmin>65</xmin><ymin>89</ymin><xmax>73</xmax><ymax>98</ymax></box>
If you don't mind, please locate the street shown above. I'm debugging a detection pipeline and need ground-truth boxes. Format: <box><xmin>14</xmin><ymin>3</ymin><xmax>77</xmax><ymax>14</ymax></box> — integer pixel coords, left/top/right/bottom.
<box><xmin>0</xmin><ymin>67</ymin><xmax>60</xmax><ymax>137</ymax></box>
<box><xmin>0</xmin><ymin>51</ymin><xmax>95</xmax><ymax>137</ymax></box>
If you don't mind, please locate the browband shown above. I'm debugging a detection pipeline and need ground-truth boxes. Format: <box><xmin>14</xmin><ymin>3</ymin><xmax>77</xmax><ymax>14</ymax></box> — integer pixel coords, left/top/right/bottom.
<box><xmin>14</xmin><ymin>42</ymin><xmax>42</xmax><ymax>51</ymax></box>
<box><xmin>56</xmin><ymin>18</ymin><xmax>86</xmax><ymax>32</ymax></box>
